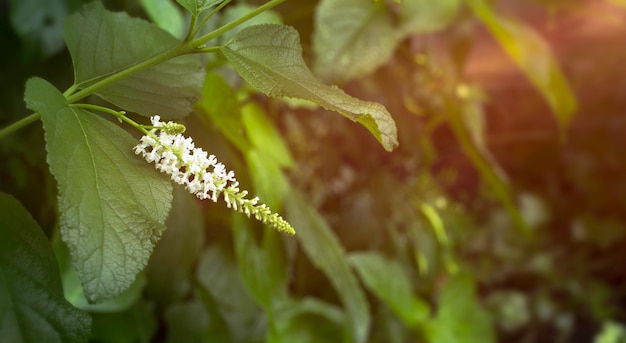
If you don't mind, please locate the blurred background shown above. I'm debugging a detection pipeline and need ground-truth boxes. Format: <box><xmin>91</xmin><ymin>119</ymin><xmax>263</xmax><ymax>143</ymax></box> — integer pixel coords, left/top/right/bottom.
<box><xmin>2</xmin><ymin>0</ymin><xmax>626</xmax><ymax>342</ymax></box>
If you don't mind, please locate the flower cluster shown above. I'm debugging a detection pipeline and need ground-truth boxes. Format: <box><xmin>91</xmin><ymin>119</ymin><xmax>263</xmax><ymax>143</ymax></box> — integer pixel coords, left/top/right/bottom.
<box><xmin>134</xmin><ymin>115</ymin><xmax>295</xmax><ymax>235</ymax></box>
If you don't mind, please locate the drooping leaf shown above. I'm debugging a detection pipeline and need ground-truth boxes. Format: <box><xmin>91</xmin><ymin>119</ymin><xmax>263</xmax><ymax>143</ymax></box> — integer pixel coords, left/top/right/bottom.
<box><xmin>350</xmin><ymin>252</ymin><xmax>430</xmax><ymax>328</ymax></box>
<box><xmin>139</xmin><ymin>0</ymin><xmax>186</xmax><ymax>38</ymax></box>
<box><xmin>221</xmin><ymin>24</ymin><xmax>398</xmax><ymax>151</ymax></box>
<box><xmin>176</xmin><ymin>0</ymin><xmax>223</xmax><ymax>17</ymax></box>
<box><xmin>232</xmin><ymin>213</ymin><xmax>287</xmax><ymax>312</ymax></box>
<box><xmin>313</xmin><ymin>0</ymin><xmax>400</xmax><ymax>83</ymax></box>
<box><xmin>196</xmin><ymin>71</ymin><xmax>251</xmax><ymax>153</ymax></box>
<box><xmin>146</xmin><ymin>186</ymin><xmax>204</xmax><ymax>306</ymax></box>
<box><xmin>400</xmin><ymin>0</ymin><xmax>460</xmax><ymax>35</ymax></box>
<box><xmin>0</xmin><ymin>192</ymin><xmax>91</xmax><ymax>343</ymax></box>
<box><xmin>285</xmin><ymin>191</ymin><xmax>371</xmax><ymax>343</ymax></box>
<box><xmin>242</xmin><ymin>102</ymin><xmax>294</xmax><ymax>168</ymax></box>
<box><xmin>466</xmin><ymin>0</ymin><xmax>577</xmax><ymax>128</ymax></box>
<box><xmin>64</xmin><ymin>2</ymin><xmax>203</xmax><ymax>118</ymax></box>
<box><xmin>24</xmin><ymin>77</ymin><xmax>173</xmax><ymax>302</ymax></box>
<box><xmin>9</xmin><ymin>0</ymin><xmax>67</xmax><ymax>58</ymax></box>
<box><xmin>425</xmin><ymin>273</ymin><xmax>495</xmax><ymax>343</ymax></box>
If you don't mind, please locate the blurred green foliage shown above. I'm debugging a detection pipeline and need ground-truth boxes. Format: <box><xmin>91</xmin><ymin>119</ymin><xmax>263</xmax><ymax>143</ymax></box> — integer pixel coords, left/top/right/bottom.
<box><xmin>1</xmin><ymin>0</ymin><xmax>626</xmax><ymax>342</ymax></box>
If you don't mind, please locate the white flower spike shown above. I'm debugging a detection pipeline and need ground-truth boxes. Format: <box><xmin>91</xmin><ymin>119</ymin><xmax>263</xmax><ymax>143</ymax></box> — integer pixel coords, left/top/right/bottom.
<box><xmin>134</xmin><ymin>115</ymin><xmax>295</xmax><ymax>235</ymax></box>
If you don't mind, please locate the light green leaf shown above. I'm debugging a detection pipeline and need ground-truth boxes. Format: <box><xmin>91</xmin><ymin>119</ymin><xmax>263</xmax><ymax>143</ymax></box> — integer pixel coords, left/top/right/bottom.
<box><xmin>9</xmin><ymin>0</ymin><xmax>67</xmax><ymax>58</ymax></box>
<box><xmin>400</xmin><ymin>0</ymin><xmax>460</xmax><ymax>35</ymax></box>
<box><xmin>285</xmin><ymin>191</ymin><xmax>371</xmax><ymax>343</ymax></box>
<box><xmin>139</xmin><ymin>0</ymin><xmax>186</xmax><ymax>38</ymax></box>
<box><xmin>246</xmin><ymin>149</ymin><xmax>289</xmax><ymax>212</ymax></box>
<box><xmin>232</xmin><ymin>213</ymin><xmax>287</xmax><ymax>312</ymax></box>
<box><xmin>243</xmin><ymin>103</ymin><xmax>294</xmax><ymax>168</ymax></box>
<box><xmin>0</xmin><ymin>192</ymin><xmax>91</xmax><ymax>343</ymax></box>
<box><xmin>64</xmin><ymin>2</ymin><xmax>203</xmax><ymax>118</ymax></box>
<box><xmin>176</xmin><ymin>0</ymin><xmax>223</xmax><ymax>17</ymax></box>
<box><xmin>221</xmin><ymin>24</ymin><xmax>398</xmax><ymax>151</ymax></box>
<box><xmin>466</xmin><ymin>0</ymin><xmax>577</xmax><ymax>128</ymax></box>
<box><xmin>313</xmin><ymin>0</ymin><xmax>400</xmax><ymax>83</ymax></box>
<box><xmin>350</xmin><ymin>252</ymin><xmax>430</xmax><ymax>328</ymax></box>
<box><xmin>24</xmin><ymin>77</ymin><xmax>173</xmax><ymax>302</ymax></box>
<box><xmin>146</xmin><ymin>186</ymin><xmax>204</xmax><ymax>306</ymax></box>
<box><xmin>196</xmin><ymin>71</ymin><xmax>251</xmax><ymax>152</ymax></box>
<box><xmin>425</xmin><ymin>273</ymin><xmax>495</xmax><ymax>343</ymax></box>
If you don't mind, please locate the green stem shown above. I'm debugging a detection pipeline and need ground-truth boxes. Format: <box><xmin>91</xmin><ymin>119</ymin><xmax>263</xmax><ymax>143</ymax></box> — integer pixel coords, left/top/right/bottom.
<box><xmin>445</xmin><ymin>95</ymin><xmax>531</xmax><ymax>238</ymax></box>
<box><xmin>192</xmin><ymin>0</ymin><xmax>234</xmax><ymax>40</ymax></box>
<box><xmin>184</xmin><ymin>15</ymin><xmax>198</xmax><ymax>42</ymax></box>
<box><xmin>191</xmin><ymin>0</ymin><xmax>286</xmax><ymax>47</ymax></box>
<box><xmin>73</xmin><ymin>103</ymin><xmax>149</xmax><ymax>135</ymax></box>
<box><xmin>0</xmin><ymin>113</ymin><xmax>41</xmax><ymax>139</ymax></box>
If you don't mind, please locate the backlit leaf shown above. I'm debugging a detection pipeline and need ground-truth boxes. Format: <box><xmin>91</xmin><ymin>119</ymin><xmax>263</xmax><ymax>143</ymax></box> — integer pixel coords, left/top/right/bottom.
<box><xmin>286</xmin><ymin>191</ymin><xmax>371</xmax><ymax>343</ymax></box>
<box><xmin>25</xmin><ymin>77</ymin><xmax>173</xmax><ymax>302</ymax></box>
<box><xmin>139</xmin><ymin>0</ymin><xmax>186</xmax><ymax>38</ymax></box>
<box><xmin>466</xmin><ymin>0</ymin><xmax>577</xmax><ymax>128</ymax></box>
<box><xmin>64</xmin><ymin>2</ymin><xmax>203</xmax><ymax>118</ymax></box>
<box><xmin>242</xmin><ymin>102</ymin><xmax>294</xmax><ymax>168</ymax></box>
<box><xmin>221</xmin><ymin>24</ymin><xmax>398</xmax><ymax>151</ymax></box>
<box><xmin>0</xmin><ymin>192</ymin><xmax>91</xmax><ymax>342</ymax></box>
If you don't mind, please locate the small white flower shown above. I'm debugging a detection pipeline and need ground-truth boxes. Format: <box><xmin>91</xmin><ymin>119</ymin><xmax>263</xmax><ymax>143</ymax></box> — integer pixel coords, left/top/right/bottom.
<box><xmin>134</xmin><ymin>116</ymin><xmax>295</xmax><ymax>235</ymax></box>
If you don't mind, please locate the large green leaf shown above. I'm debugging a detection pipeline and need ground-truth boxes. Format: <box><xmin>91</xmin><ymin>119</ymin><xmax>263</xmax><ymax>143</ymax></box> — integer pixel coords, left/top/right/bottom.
<box><xmin>176</xmin><ymin>0</ymin><xmax>223</xmax><ymax>17</ymax></box>
<box><xmin>285</xmin><ymin>192</ymin><xmax>371</xmax><ymax>343</ymax></box>
<box><xmin>400</xmin><ymin>0</ymin><xmax>460</xmax><ymax>35</ymax></box>
<box><xmin>220</xmin><ymin>24</ymin><xmax>398</xmax><ymax>152</ymax></box>
<box><xmin>313</xmin><ymin>0</ymin><xmax>400</xmax><ymax>83</ymax></box>
<box><xmin>466</xmin><ymin>0</ymin><xmax>577</xmax><ymax>128</ymax></box>
<box><xmin>64</xmin><ymin>2</ymin><xmax>203</xmax><ymax>118</ymax></box>
<box><xmin>24</xmin><ymin>77</ymin><xmax>173</xmax><ymax>302</ymax></box>
<box><xmin>350</xmin><ymin>252</ymin><xmax>430</xmax><ymax>328</ymax></box>
<box><xmin>0</xmin><ymin>192</ymin><xmax>91</xmax><ymax>343</ymax></box>
<box><xmin>425</xmin><ymin>273</ymin><xmax>495</xmax><ymax>343</ymax></box>
<box><xmin>146</xmin><ymin>187</ymin><xmax>204</xmax><ymax>306</ymax></box>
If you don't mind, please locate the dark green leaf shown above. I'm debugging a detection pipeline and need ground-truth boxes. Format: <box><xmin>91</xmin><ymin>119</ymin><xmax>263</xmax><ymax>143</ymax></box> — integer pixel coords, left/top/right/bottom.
<box><xmin>285</xmin><ymin>191</ymin><xmax>371</xmax><ymax>343</ymax></box>
<box><xmin>242</xmin><ymin>102</ymin><xmax>294</xmax><ymax>168</ymax></box>
<box><xmin>196</xmin><ymin>71</ymin><xmax>251</xmax><ymax>152</ymax></box>
<box><xmin>400</xmin><ymin>0</ymin><xmax>460</xmax><ymax>35</ymax></box>
<box><xmin>24</xmin><ymin>77</ymin><xmax>173</xmax><ymax>302</ymax></box>
<box><xmin>64</xmin><ymin>2</ymin><xmax>203</xmax><ymax>118</ymax></box>
<box><xmin>350</xmin><ymin>252</ymin><xmax>430</xmax><ymax>327</ymax></box>
<box><xmin>313</xmin><ymin>0</ymin><xmax>400</xmax><ymax>82</ymax></box>
<box><xmin>9</xmin><ymin>0</ymin><xmax>67</xmax><ymax>58</ymax></box>
<box><xmin>146</xmin><ymin>186</ymin><xmax>204</xmax><ymax>306</ymax></box>
<box><xmin>176</xmin><ymin>0</ymin><xmax>223</xmax><ymax>17</ymax></box>
<box><xmin>0</xmin><ymin>192</ymin><xmax>91</xmax><ymax>343</ymax></box>
<box><xmin>90</xmin><ymin>300</ymin><xmax>157</xmax><ymax>343</ymax></box>
<box><xmin>466</xmin><ymin>0</ymin><xmax>577</xmax><ymax>128</ymax></box>
<box><xmin>425</xmin><ymin>273</ymin><xmax>495</xmax><ymax>343</ymax></box>
<box><xmin>221</xmin><ymin>24</ymin><xmax>398</xmax><ymax>151</ymax></box>
<box><xmin>139</xmin><ymin>0</ymin><xmax>186</xmax><ymax>38</ymax></box>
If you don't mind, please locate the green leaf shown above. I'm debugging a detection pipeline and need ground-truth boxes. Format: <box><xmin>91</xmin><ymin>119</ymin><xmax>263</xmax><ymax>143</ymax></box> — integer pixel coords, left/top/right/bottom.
<box><xmin>64</xmin><ymin>2</ymin><xmax>203</xmax><ymax>118</ymax></box>
<box><xmin>217</xmin><ymin>3</ymin><xmax>283</xmax><ymax>45</ymax></box>
<box><xmin>242</xmin><ymin>102</ymin><xmax>294</xmax><ymax>168</ymax></box>
<box><xmin>268</xmin><ymin>297</ymin><xmax>347</xmax><ymax>343</ymax></box>
<box><xmin>146</xmin><ymin>186</ymin><xmax>204</xmax><ymax>306</ymax></box>
<box><xmin>425</xmin><ymin>273</ymin><xmax>495</xmax><ymax>343</ymax></box>
<box><xmin>350</xmin><ymin>252</ymin><xmax>430</xmax><ymax>328</ymax></box>
<box><xmin>246</xmin><ymin>149</ymin><xmax>289</xmax><ymax>212</ymax></box>
<box><xmin>9</xmin><ymin>0</ymin><xmax>67</xmax><ymax>58</ymax></box>
<box><xmin>24</xmin><ymin>77</ymin><xmax>173</xmax><ymax>302</ymax></box>
<box><xmin>400</xmin><ymin>0</ymin><xmax>460</xmax><ymax>35</ymax></box>
<box><xmin>285</xmin><ymin>191</ymin><xmax>371</xmax><ymax>343</ymax></box>
<box><xmin>313</xmin><ymin>0</ymin><xmax>400</xmax><ymax>83</ymax></box>
<box><xmin>139</xmin><ymin>0</ymin><xmax>186</xmax><ymax>38</ymax></box>
<box><xmin>90</xmin><ymin>300</ymin><xmax>157</xmax><ymax>343</ymax></box>
<box><xmin>176</xmin><ymin>0</ymin><xmax>223</xmax><ymax>17</ymax></box>
<box><xmin>0</xmin><ymin>192</ymin><xmax>91</xmax><ymax>343</ymax></box>
<box><xmin>232</xmin><ymin>213</ymin><xmax>287</xmax><ymax>312</ymax></box>
<box><xmin>221</xmin><ymin>24</ymin><xmax>398</xmax><ymax>151</ymax></box>
<box><xmin>196</xmin><ymin>71</ymin><xmax>251</xmax><ymax>152</ymax></box>
<box><xmin>466</xmin><ymin>0</ymin><xmax>577</xmax><ymax>128</ymax></box>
